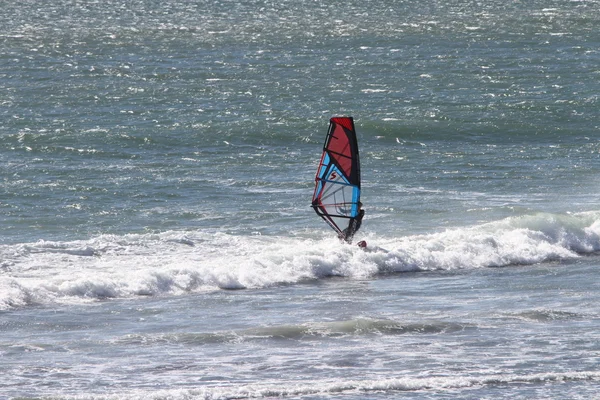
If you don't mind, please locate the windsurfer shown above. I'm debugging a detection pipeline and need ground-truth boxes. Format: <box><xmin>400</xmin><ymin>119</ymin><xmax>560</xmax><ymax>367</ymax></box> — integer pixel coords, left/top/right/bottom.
<box><xmin>340</xmin><ymin>203</ymin><xmax>364</xmax><ymax>243</ymax></box>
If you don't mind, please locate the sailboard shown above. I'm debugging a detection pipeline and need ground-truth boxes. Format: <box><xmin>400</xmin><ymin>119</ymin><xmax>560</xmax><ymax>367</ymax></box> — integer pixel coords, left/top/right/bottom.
<box><xmin>311</xmin><ymin>117</ymin><xmax>362</xmax><ymax>240</ymax></box>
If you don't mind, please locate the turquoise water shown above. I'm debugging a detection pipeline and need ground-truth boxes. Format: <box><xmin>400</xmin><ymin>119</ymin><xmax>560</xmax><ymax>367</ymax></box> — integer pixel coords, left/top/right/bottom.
<box><xmin>2</xmin><ymin>0</ymin><xmax>600</xmax><ymax>398</ymax></box>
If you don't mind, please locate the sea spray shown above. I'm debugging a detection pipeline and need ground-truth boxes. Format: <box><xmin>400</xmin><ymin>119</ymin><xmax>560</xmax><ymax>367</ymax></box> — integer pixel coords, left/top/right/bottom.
<box><xmin>2</xmin><ymin>211</ymin><xmax>599</xmax><ymax>310</ymax></box>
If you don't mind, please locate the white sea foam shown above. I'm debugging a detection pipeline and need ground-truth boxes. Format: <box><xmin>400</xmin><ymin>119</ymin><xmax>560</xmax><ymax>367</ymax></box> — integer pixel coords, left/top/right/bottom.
<box><xmin>39</xmin><ymin>370</ymin><xmax>600</xmax><ymax>399</ymax></box>
<box><xmin>1</xmin><ymin>212</ymin><xmax>600</xmax><ymax>310</ymax></box>
<box><xmin>383</xmin><ymin>212</ymin><xmax>600</xmax><ymax>272</ymax></box>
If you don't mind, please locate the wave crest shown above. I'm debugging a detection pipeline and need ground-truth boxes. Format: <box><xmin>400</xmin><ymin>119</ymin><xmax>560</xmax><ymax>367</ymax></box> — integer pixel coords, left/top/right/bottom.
<box><xmin>2</xmin><ymin>211</ymin><xmax>599</xmax><ymax>310</ymax></box>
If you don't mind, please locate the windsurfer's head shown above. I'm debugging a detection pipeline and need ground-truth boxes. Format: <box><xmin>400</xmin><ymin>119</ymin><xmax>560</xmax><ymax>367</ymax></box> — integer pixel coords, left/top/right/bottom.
<box><xmin>357</xmin><ymin>240</ymin><xmax>367</xmax><ymax>248</ymax></box>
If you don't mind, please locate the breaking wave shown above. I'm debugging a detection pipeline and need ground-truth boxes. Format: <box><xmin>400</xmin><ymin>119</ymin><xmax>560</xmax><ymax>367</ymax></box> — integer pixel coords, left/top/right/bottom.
<box><xmin>2</xmin><ymin>211</ymin><xmax>600</xmax><ymax>310</ymax></box>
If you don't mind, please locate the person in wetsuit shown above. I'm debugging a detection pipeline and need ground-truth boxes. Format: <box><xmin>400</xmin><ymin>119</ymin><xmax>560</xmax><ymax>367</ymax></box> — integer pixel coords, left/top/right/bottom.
<box><xmin>339</xmin><ymin>203</ymin><xmax>364</xmax><ymax>243</ymax></box>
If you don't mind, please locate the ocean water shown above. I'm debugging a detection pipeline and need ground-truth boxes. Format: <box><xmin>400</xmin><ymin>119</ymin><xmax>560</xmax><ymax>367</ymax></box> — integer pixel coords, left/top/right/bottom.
<box><xmin>2</xmin><ymin>0</ymin><xmax>600</xmax><ymax>398</ymax></box>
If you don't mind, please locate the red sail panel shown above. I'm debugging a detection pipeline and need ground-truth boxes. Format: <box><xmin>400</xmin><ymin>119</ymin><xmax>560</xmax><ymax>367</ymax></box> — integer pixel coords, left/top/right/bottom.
<box><xmin>324</xmin><ymin>117</ymin><xmax>360</xmax><ymax>187</ymax></box>
<box><xmin>330</xmin><ymin>117</ymin><xmax>354</xmax><ymax>131</ymax></box>
<box><xmin>328</xmin><ymin>123</ymin><xmax>353</xmax><ymax>178</ymax></box>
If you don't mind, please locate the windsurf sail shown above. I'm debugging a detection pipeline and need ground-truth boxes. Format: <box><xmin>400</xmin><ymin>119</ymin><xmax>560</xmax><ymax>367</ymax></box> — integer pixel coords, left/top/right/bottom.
<box><xmin>311</xmin><ymin>117</ymin><xmax>361</xmax><ymax>238</ymax></box>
